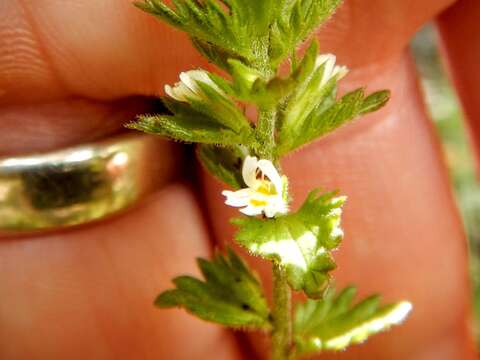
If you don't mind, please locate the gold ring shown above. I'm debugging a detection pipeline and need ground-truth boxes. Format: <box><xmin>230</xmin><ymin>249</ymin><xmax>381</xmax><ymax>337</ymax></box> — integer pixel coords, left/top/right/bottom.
<box><xmin>0</xmin><ymin>133</ymin><xmax>174</xmax><ymax>235</ymax></box>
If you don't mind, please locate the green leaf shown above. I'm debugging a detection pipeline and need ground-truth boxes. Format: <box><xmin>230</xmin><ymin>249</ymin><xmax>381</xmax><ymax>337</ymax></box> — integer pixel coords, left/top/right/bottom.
<box><xmin>198</xmin><ymin>144</ymin><xmax>247</xmax><ymax>189</ymax></box>
<box><xmin>156</xmin><ymin>248</ymin><xmax>271</xmax><ymax>329</ymax></box>
<box><xmin>228</xmin><ymin>59</ymin><xmax>264</xmax><ymax>96</ymax></box>
<box><xmin>127</xmin><ymin>112</ymin><xmax>253</xmax><ymax>146</ymax></box>
<box><xmin>232</xmin><ymin>190</ymin><xmax>346</xmax><ymax>298</ymax></box>
<box><xmin>277</xmin><ymin>87</ymin><xmax>390</xmax><ymax>155</ymax></box>
<box><xmin>278</xmin><ymin>59</ymin><xmax>338</xmax><ymax>147</ymax></box>
<box><xmin>222</xmin><ymin>59</ymin><xmax>295</xmax><ymax>108</ymax></box>
<box><xmin>136</xmin><ymin>0</ymin><xmax>278</xmax><ymax>66</ymax></box>
<box><xmin>191</xmin><ymin>38</ymin><xmax>244</xmax><ymax>71</ymax></box>
<box><xmin>269</xmin><ymin>0</ymin><xmax>342</xmax><ymax>67</ymax></box>
<box><xmin>187</xmin><ymin>81</ymin><xmax>250</xmax><ymax>132</ymax></box>
<box><xmin>294</xmin><ymin>286</ymin><xmax>412</xmax><ymax>356</ymax></box>
<box><xmin>359</xmin><ymin>90</ymin><xmax>391</xmax><ymax>115</ymax></box>
<box><xmin>136</xmin><ymin>1</ymin><xmax>342</xmax><ymax>73</ymax></box>
<box><xmin>127</xmin><ymin>85</ymin><xmax>256</xmax><ymax>146</ymax></box>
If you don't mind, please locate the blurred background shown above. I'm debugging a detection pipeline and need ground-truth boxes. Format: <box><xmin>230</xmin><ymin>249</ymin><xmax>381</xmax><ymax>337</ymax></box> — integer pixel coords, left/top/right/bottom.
<box><xmin>412</xmin><ymin>24</ymin><xmax>480</xmax><ymax>344</ymax></box>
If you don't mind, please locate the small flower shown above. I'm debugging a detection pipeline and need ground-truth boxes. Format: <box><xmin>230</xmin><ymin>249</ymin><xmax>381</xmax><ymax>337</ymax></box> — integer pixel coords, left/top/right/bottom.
<box><xmin>222</xmin><ymin>156</ymin><xmax>289</xmax><ymax>218</ymax></box>
<box><xmin>164</xmin><ymin>70</ymin><xmax>223</xmax><ymax>102</ymax></box>
<box><xmin>315</xmin><ymin>54</ymin><xmax>348</xmax><ymax>87</ymax></box>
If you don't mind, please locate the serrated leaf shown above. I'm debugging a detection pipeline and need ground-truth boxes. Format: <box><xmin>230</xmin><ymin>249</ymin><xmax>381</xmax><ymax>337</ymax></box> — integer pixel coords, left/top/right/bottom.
<box><xmin>137</xmin><ymin>0</ymin><xmax>343</xmax><ymax>74</ymax></box>
<box><xmin>136</xmin><ymin>0</ymin><xmax>278</xmax><ymax>66</ymax></box>
<box><xmin>277</xmin><ymin>87</ymin><xmax>390</xmax><ymax>155</ymax></box>
<box><xmin>294</xmin><ymin>286</ymin><xmax>412</xmax><ymax>356</ymax></box>
<box><xmin>156</xmin><ymin>248</ymin><xmax>271</xmax><ymax>329</ymax></box>
<box><xmin>278</xmin><ymin>64</ymin><xmax>339</xmax><ymax>149</ymax></box>
<box><xmin>198</xmin><ymin>144</ymin><xmax>248</xmax><ymax>189</ymax></box>
<box><xmin>232</xmin><ymin>190</ymin><xmax>346</xmax><ymax>298</ymax></box>
<box><xmin>127</xmin><ymin>86</ymin><xmax>256</xmax><ymax>146</ymax></box>
<box><xmin>134</xmin><ymin>0</ymin><xmax>183</xmax><ymax>26</ymax></box>
<box><xmin>127</xmin><ymin>112</ymin><xmax>253</xmax><ymax>146</ymax></box>
<box><xmin>269</xmin><ymin>0</ymin><xmax>342</xmax><ymax>67</ymax></box>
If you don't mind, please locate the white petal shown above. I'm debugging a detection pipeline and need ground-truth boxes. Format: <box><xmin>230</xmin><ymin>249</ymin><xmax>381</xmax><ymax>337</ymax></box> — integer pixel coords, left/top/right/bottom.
<box><xmin>164</xmin><ymin>84</ymin><xmax>175</xmax><ymax>99</ymax></box>
<box><xmin>222</xmin><ymin>189</ymin><xmax>251</xmax><ymax>207</ymax></box>
<box><xmin>264</xmin><ymin>206</ymin><xmax>276</xmax><ymax>218</ymax></box>
<box><xmin>315</xmin><ymin>54</ymin><xmax>334</xmax><ymax>69</ymax></box>
<box><xmin>324</xmin><ymin>54</ymin><xmax>336</xmax><ymax>69</ymax></box>
<box><xmin>257</xmin><ymin>159</ymin><xmax>282</xmax><ymax>193</ymax></box>
<box><xmin>332</xmin><ymin>65</ymin><xmax>349</xmax><ymax>81</ymax></box>
<box><xmin>190</xmin><ymin>70</ymin><xmax>211</xmax><ymax>84</ymax></box>
<box><xmin>264</xmin><ymin>196</ymin><xmax>288</xmax><ymax>218</ymax></box>
<box><xmin>165</xmin><ymin>80</ymin><xmax>197</xmax><ymax>102</ymax></box>
<box><xmin>190</xmin><ymin>70</ymin><xmax>221</xmax><ymax>92</ymax></box>
<box><xmin>315</xmin><ymin>54</ymin><xmax>337</xmax><ymax>87</ymax></box>
<box><xmin>181</xmin><ymin>70</ymin><xmax>218</xmax><ymax>93</ymax></box>
<box><xmin>166</xmin><ymin>69</ymin><xmax>225</xmax><ymax>103</ymax></box>
<box><xmin>242</xmin><ymin>156</ymin><xmax>258</xmax><ymax>188</ymax></box>
<box><xmin>179</xmin><ymin>71</ymin><xmax>199</xmax><ymax>93</ymax></box>
<box><xmin>240</xmin><ymin>205</ymin><xmax>263</xmax><ymax>216</ymax></box>
<box><xmin>276</xmin><ymin>202</ymin><xmax>289</xmax><ymax>215</ymax></box>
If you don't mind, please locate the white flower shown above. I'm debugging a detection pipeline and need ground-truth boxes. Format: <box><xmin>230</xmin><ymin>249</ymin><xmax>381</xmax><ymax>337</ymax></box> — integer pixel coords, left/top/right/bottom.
<box><xmin>164</xmin><ymin>70</ymin><xmax>223</xmax><ymax>102</ymax></box>
<box><xmin>315</xmin><ymin>54</ymin><xmax>348</xmax><ymax>87</ymax></box>
<box><xmin>222</xmin><ymin>156</ymin><xmax>289</xmax><ymax>218</ymax></box>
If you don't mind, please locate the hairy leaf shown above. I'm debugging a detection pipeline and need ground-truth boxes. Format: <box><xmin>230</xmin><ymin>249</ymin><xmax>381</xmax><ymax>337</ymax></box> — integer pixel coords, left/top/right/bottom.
<box><xmin>136</xmin><ymin>0</ymin><xmax>342</xmax><ymax>73</ymax></box>
<box><xmin>294</xmin><ymin>286</ymin><xmax>412</xmax><ymax>356</ymax></box>
<box><xmin>269</xmin><ymin>0</ymin><xmax>342</xmax><ymax>66</ymax></box>
<box><xmin>277</xmin><ymin>88</ymin><xmax>390</xmax><ymax>155</ymax></box>
<box><xmin>232</xmin><ymin>190</ymin><xmax>346</xmax><ymax>298</ymax></box>
<box><xmin>127</xmin><ymin>114</ymin><xmax>246</xmax><ymax>145</ymax></box>
<box><xmin>127</xmin><ymin>86</ymin><xmax>256</xmax><ymax>146</ymax></box>
<box><xmin>156</xmin><ymin>248</ymin><xmax>271</xmax><ymax>329</ymax></box>
<box><xmin>135</xmin><ymin>0</ymin><xmax>278</xmax><ymax>65</ymax></box>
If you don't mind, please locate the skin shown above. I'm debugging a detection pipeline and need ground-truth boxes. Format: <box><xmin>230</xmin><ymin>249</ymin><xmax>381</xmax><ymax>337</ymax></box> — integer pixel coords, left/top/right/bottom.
<box><xmin>0</xmin><ymin>0</ymin><xmax>478</xmax><ymax>358</ymax></box>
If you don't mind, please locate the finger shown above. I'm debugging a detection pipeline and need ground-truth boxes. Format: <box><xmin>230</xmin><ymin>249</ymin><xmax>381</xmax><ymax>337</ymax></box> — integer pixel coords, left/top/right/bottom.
<box><xmin>0</xmin><ymin>184</ymin><xmax>242</xmax><ymax>360</ymax></box>
<box><xmin>0</xmin><ymin>101</ymin><xmax>244</xmax><ymax>358</ymax></box>
<box><xmin>201</xmin><ymin>1</ymin><xmax>475</xmax><ymax>357</ymax></box>
<box><xmin>314</xmin><ymin>0</ymin><xmax>456</xmax><ymax>68</ymax></box>
<box><xmin>0</xmin><ymin>0</ymin><xmax>474</xmax><ymax>358</ymax></box>
<box><xmin>436</xmin><ymin>0</ymin><xmax>480</xmax><ymax>169</ymax></box>
<box><xmin>202</xmin><ymin>52</ymin><xmax>475</xmax><ymax>359</ymax></box>
<box><xmin>0</xmin><ymin>96</ymin><xmax>155</xmax><ymax>156</ymax></box>
<box><xmin>1</xmin><ymin>0</ymin><xmax>206</xmax><ymax>103</ymax></box>
<box><xmin>1</xmin><ymin>2</ymin><xmax>243</xmax><ymax>357</ymax></box>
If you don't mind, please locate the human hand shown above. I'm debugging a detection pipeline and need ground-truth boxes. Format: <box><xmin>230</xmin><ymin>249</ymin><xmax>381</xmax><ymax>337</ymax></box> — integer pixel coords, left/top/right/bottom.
<box><xmin>0</xmin><ymin>0</ymin><xmax>477</xmax><ymax>358</ymax></box>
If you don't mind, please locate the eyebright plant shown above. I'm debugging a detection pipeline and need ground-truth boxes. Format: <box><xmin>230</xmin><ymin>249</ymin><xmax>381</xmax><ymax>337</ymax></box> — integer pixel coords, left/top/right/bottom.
<box><xmin>128</xmin><ymin>1</ymin><xmax>412</xmax><ymax>359</ymax></box>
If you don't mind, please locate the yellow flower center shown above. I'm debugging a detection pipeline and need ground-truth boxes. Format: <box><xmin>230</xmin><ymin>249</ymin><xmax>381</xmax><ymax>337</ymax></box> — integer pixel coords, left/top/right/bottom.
<box><xmin>256</xmin><ymin>180</ymin><xmax>277</xmax><ymax>196</ymax></box>
<box><xmin>250</xmin><ymin>199</ymin><xmax>268</xmax><ymax>207</ymax></box>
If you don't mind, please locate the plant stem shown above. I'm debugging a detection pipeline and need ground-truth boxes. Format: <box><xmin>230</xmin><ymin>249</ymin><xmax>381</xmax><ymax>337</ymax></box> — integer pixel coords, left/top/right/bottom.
<box><xmin>272</xmin><ymin>263</ymin><xmax>292</xmax><ymax>360</ymax></box>
<box><xmin>256</xmin><ymin>89</ymin><xmax>293</xmax><ymax>360</ymax></box>
<box><xmin>257</xmin><ymin>108</ymin><xmax>277</xmax><ymax>159</ymax></box>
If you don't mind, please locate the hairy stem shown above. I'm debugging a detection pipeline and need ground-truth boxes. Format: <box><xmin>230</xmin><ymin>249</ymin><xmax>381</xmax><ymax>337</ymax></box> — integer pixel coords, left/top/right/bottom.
<box><xmin>272</xmin><ymin>264</ymin><xmax>292</xmax><ymax>360</ymax></box>
<box><xmin>257</xmin><ymin>109</ymin><xmax>277</xmax><ymax>159</ymax></box>
<box><xmin>255</xmin><ymin>80</ymin><xmax>293</xmax><ymax>360</ymax></box>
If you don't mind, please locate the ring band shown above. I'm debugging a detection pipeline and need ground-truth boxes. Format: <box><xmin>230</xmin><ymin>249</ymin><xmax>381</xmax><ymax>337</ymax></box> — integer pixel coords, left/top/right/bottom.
<box><xmin>0</xmin><ymin>133</ymin><xmax>173</xmax><ymax>235</ymax></box>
